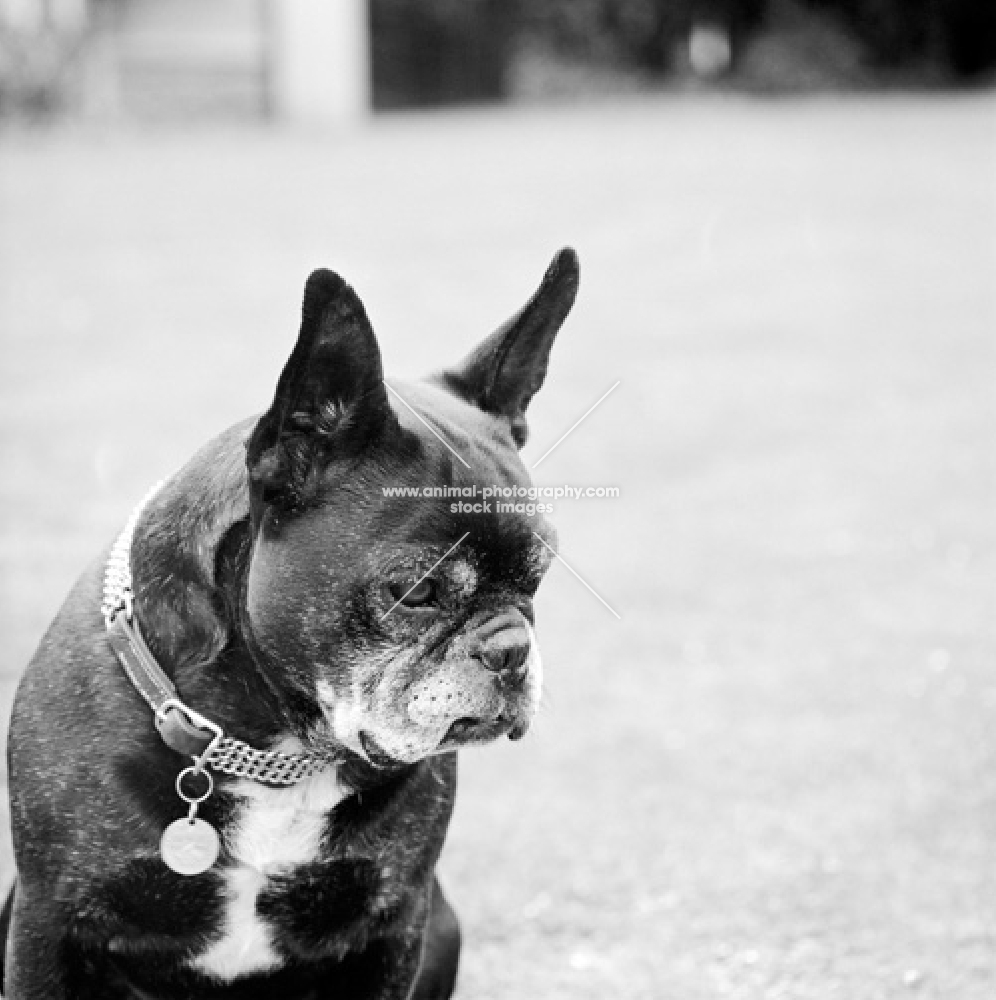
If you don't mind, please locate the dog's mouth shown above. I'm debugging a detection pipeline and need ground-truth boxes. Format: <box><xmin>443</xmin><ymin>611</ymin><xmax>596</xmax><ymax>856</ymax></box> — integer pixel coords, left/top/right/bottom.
<box><xmin>358</xmin><ymin>713</ymin><xmax>530</xmax><ymax>767</ymax></box>
<box><xmin>358</xmin><ymin>731</ymin><xmax>401</xmax><ymax>768</ymax></box>
<box><xmin>439</xmin><ymin>714</ymin><xmax>527</xmax><ymax>748</ymax></box>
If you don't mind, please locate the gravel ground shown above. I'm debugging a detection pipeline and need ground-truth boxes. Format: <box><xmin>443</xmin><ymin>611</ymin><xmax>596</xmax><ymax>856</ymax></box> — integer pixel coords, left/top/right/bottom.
<box><xmin>1</xmin><ymin>94</ymin><xmax>994</xmax><ymax>998</ymax></box>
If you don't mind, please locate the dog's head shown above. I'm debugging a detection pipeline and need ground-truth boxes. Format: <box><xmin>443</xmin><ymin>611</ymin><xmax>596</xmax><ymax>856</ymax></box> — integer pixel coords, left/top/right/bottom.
<box><xmin>241</xmin><ymin>250</ymin><xmax>579</xmax><ymax>766</ymax></box>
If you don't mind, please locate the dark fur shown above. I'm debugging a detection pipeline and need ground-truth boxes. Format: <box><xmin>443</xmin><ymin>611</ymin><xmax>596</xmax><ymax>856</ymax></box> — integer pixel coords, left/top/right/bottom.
<box><xmin>2</xmin><ymin>250</ymin><xmax>578</xmax><ymax>999</ymax></box>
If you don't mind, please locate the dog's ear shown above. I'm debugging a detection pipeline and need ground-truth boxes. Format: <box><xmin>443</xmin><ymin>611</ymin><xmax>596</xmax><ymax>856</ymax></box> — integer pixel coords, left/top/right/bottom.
<box><xmin>440</xmin><ymin>248</ymin><xmax>579</xmax><ymax>447</ymax></box>
<box><xmin>247</xmin><ymin>269</ymin><xmax>395</xmax><ymax>512</ymax></box>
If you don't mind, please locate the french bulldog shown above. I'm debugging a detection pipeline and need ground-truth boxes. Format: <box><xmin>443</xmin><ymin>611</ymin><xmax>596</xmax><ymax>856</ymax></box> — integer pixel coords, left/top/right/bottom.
<box><xmin>1</xmin><ymin>248</ymin><xmax>579</xmax><ymax>999</ymax></box>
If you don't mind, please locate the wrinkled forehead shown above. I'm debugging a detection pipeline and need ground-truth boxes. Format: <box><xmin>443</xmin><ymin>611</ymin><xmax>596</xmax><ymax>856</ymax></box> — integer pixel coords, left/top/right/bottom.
<box><xmin>375</xmin><ymin>378</ymin><xmax>556</xmax><ymax>579</ymax></box>
<box><xmin>385</xmin><ymin>378</ymin><xmax>527</xmax><ymax>486</ymax></box>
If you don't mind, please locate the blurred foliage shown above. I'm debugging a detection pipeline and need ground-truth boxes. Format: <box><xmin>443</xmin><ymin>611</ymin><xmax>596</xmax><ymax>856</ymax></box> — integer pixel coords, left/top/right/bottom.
<box><xmin>515</xmin><ymin>0</ymin><xmax>995</xmax><ymax>78</ymax></box>
<box><xmin>809</xmin><ymin>0</ymin><xmax>996</xmax><ymax>74</ymax></box>
<box><xmin>517</xmin><ymin>0</ymin><xmax>764</xmax><ymax>73</ymax></box>
<box><xmin>370</xmin><ymin>0</ymin><xmax>994</xmax><ymax>99</ymax></box>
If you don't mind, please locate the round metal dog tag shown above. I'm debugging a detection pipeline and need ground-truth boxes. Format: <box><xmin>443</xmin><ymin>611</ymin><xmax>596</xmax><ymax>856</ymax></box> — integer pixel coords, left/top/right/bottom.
<box><xmin>161</xmin><ymin>818</ymin><xmax>220</xmax><ymax>876</ymax></box>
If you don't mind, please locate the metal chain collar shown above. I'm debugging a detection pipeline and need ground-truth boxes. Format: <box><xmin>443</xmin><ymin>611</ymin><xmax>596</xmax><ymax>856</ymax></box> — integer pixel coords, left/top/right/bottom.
<box><xmin>102</xmin><ymin>486</ymin><xmax>329</xmax><ymax>786</ymax></box>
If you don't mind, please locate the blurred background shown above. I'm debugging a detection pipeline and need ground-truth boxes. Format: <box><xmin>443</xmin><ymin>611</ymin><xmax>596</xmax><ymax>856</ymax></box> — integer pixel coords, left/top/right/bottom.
<box><xmin>0</xmin><ymin>0</ymin><xmax>994</xmax><ymax>118</ymax></box>
<box><xmin>1</xmin><ymin>2</ymin><xmax>994</xmax><ymax>999</ymax></box>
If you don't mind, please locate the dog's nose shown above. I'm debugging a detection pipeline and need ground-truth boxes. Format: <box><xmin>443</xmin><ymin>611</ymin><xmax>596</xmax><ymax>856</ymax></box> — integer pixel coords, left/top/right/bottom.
<box><xmin>478</xmin><ymin>636</ymin><xmax>530</xmax><ymax>678</ymax></box>
<box><xmin>471</xmin><ymin>610</ymin><xmax>531</xmax><ymax>680</ymax></box>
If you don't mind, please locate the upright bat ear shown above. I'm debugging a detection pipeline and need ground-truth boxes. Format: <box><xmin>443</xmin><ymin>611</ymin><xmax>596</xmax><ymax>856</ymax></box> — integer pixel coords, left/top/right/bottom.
<box><xmin>440</xmin><ymin>248</ymin><xmax>579</xmax><ymax>447</ymax></box>
<box><xmin>247</xmin><ymin>269</ymin><xmax>395</xmax><ymax>517</ymax></box>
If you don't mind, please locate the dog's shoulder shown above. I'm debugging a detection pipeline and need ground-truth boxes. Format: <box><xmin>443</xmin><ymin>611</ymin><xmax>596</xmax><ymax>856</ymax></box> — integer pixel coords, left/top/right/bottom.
<box><xmin>12</xmin><ymin>548</ymin><xmax>121</xmax><ymax>727</ymax></box>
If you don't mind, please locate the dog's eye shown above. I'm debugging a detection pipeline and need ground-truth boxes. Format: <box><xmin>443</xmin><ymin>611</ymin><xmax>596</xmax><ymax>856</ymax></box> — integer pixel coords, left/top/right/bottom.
<box><xmin>387</xmin><ymin>578</ymin><xmax>438</xmax><ymax>609</ymax></box>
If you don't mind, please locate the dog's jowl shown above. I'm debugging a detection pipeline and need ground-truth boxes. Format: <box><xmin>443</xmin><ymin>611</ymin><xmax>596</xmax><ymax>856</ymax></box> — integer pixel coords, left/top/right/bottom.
<box><xmin>1</xmin><ymin>250</ymin><xmax>579</xmax><ymax>999</ymax></box>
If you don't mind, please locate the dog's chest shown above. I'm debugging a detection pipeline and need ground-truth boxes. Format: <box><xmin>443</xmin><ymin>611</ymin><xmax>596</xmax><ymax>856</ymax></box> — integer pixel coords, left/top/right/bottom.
<box><xmin>190</xmin><ymin>767</ymin><xmax>349</xmax><ymax>982</ymax></box>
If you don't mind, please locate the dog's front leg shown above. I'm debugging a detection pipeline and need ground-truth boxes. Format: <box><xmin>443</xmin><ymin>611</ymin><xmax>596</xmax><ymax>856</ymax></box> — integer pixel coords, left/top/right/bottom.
<box><xmin>310</xmin><ymin>919</ymin><xmax>432</xmax><ymax>1000</ymax></box>
<box><xmin>3</xmin><ymin>888</ymin><xmax>76</xmax><ymax>1000</ymax></box>
<box><xmin>411</xmin><ymin>878</ymin><xmax>460</xmax><ymax>1000</ymax></box>
<box><xmin>344</xmin><ymin>933</ymin><xmax>430</xmax><ymax>1000</ymax></box>
<box><xmin>2</xmin><ymin>888</ymin><xmax>126</xmax><ymax>1000</ymax></box>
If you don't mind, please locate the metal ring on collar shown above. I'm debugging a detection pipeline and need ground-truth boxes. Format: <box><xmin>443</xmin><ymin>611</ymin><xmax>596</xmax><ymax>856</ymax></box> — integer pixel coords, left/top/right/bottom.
<box><xmin>176</xmin><ymin>766</ymin><xmax>214</xmax><ymax>804</ymax></box>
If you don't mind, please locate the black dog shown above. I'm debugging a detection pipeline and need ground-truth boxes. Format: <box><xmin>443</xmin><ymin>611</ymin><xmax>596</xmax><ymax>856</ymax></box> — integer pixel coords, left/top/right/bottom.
<box><xmin>1</xmin><ymin>249</ymin><xmax>579</xmax><ymax>999</ymax></box>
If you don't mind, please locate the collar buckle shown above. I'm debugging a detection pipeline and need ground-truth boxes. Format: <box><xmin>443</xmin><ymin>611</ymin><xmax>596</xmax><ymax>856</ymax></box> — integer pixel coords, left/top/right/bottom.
<box><xmin>154</xmin><ymin>698</ymin><xmax>224</xmax><ymax>761</ymax></box>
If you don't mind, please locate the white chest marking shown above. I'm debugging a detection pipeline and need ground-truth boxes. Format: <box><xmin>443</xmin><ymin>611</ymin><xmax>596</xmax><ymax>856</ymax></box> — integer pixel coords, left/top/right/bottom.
<box><xmin>192</xmin><ymin>766</ymin><xmax>350</xmax><ymax>982</ymax></box>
